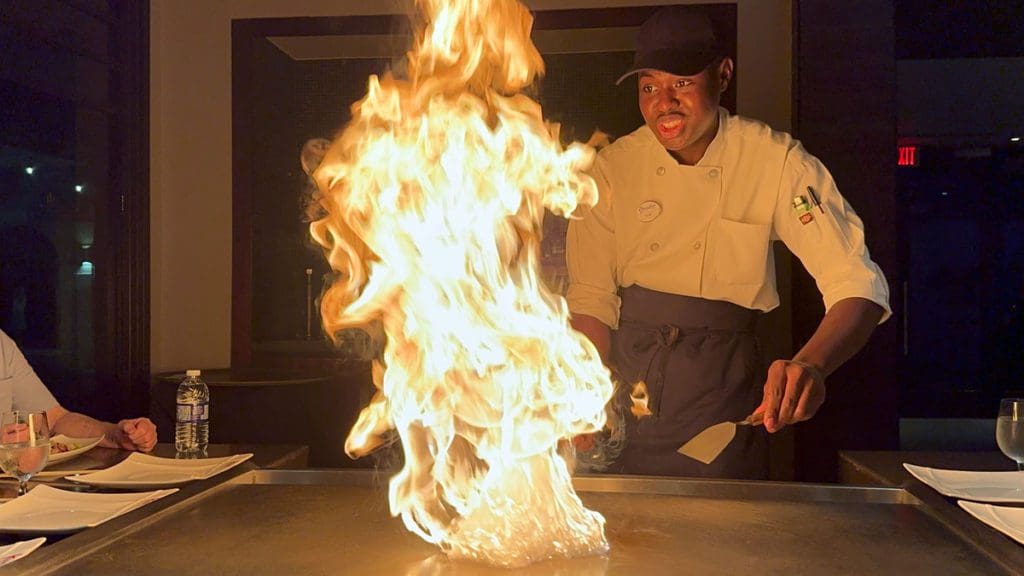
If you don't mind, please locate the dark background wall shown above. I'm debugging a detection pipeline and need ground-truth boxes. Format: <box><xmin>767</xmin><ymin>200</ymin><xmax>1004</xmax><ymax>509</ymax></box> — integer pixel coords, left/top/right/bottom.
<box><xmin>893</xmin><ymin>2</ymin><xmax>1024</xmax><ymax>422</ymax></box>
<box><xmin>791</xmin><ymin>1</ymin><xmax>1024</xmax><ymax>480</ymax></box>
<box><xmin>791</xmin><ymin>0</ymin><xmax>899</xmax><ymax>481</ymax></box>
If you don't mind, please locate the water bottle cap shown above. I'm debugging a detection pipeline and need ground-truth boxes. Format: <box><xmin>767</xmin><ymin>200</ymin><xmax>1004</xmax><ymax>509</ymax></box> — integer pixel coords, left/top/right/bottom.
<box><xmin>185</xmin><ymin>369</ymin><xmax>201</xmax><ymax>377</ymax></box>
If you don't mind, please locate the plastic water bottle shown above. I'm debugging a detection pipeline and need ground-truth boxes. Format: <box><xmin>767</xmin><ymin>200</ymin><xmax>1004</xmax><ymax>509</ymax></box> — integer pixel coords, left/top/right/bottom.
<box><xmin>175</xmin><ymin>369</ymin><xmax>209</xmax><ymax>453</ymax></box>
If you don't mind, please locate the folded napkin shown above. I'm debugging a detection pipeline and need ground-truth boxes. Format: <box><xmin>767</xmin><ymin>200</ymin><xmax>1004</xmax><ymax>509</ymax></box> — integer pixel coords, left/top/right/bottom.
<box><xmin>68</xmin><ymin>452</ymin><xmax>254</xmax><ymax>489</ymax></box>
<box><xmin>0</xmin><ymin>485</ymin><xmax>177</xmax><ymax>533</ymax></box>
<box><xmin>904</xmin><ymin>463</ymin><xmax>1024</xmax><ymax>503</ymax></box>
<box><xmin>0</xmin><ymin>537</ymin><xmax>46</xmax><ymax>567</ymax></box>
<box><xmin>959</xmin><ymin>500</ymin><xmax>1024</xmax><ymax>545</ymax></box>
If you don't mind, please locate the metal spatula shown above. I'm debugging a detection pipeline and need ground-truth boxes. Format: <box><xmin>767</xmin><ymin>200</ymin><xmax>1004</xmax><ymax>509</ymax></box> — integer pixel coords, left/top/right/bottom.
<box><xmin>677</xmin><ymin>411</ymin><xmax>765</xmax><ymax>464</ymax></box>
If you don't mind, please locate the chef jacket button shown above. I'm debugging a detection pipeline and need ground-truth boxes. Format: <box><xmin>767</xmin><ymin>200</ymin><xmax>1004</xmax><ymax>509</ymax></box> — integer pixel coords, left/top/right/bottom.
<box><xmin>656</xmin><ymin>167</ymin><xmax>666</xmax><ymax>176</ymax></box>
<box><xmin>692</xmin><ymin>241</ymin><xmax>702</xmax><ymax>250</ymax></box>
<box><xmin>650</xmin><ymin>242</ymin><xmax>661</xmax><ymax>252</ymax></box>
<box><xmin>708</xmin><ymin>168</ymin><xmax>720</xmax><ymax>178</ymax></box>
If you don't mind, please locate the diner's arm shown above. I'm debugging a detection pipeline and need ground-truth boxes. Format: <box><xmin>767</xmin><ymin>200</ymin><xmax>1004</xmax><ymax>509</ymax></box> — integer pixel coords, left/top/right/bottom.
<box><xmin>46</xmin><ymin>405</ymin><xmax>158</xmax><ymax>452</ymax></box>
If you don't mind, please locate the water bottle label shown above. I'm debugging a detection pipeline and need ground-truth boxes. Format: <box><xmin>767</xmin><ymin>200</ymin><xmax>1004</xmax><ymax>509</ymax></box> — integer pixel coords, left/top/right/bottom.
<box><xmin>177</xmin><ymin>403</ymin><xmax>209</xmax><ymax>422</ymax></box>
<box><xmin>176</xmin><ymin>404</ymin><xmax>193</xmax><ymax>421</ymax></box>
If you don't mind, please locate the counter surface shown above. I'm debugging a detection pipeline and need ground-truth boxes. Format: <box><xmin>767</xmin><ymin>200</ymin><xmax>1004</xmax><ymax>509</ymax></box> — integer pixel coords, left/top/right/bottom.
<box><xmin>839</xmin><ymin>450</ymin><xmax>1024</xmax><ymax>572</ymax></box>
<box><xmin>4</xmin><ymin>469</ymin><xmax>1018</xmax><ymax>575</ymax></box>
<box><xmin>839</xmin><ymin>450</ymin><xmax>1013</xmax><ymax>486</ymax></box>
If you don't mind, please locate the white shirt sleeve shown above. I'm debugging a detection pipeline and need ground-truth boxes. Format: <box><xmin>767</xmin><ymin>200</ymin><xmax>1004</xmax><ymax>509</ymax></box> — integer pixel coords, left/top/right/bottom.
<box><xmin>565</xmin><ymin>154</ymin><xmax>622</xmax><ymax>329</ymax></box>
<box><xmin>773</xmin><ymin>145</ymin><xmax>892</xmax><ymax>322</ymax></box>
<box><xmin>0</xmin><ymin>330</ymin><xmax>59</xmax><ymax>413</ymax></box>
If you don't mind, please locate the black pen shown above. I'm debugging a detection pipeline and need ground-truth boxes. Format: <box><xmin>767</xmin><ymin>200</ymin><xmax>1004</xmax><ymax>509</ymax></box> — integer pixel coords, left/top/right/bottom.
<box><xmin>806</xmin><ymin>185</ymin><xmax>824</xmax><ymax>213</ymax></box>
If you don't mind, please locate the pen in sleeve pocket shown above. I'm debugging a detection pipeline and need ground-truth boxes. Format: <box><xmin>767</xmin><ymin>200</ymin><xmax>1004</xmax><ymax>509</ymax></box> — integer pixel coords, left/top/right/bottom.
<box><xmin>806</xmin><ymin>185</ymin><xmax>825</xmax><ymax>213</ymax></box>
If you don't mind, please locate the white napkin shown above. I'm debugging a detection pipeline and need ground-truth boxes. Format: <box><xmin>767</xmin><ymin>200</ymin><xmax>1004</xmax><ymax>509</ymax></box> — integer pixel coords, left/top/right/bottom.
<box><xmin>959</xmin><ymin>500</ymin><xmax>1024</xmax><ymax>545</ymax></box>
<box><xmin>0</xmin><ymin>485</ymin><xmax>178</xmax><ymax>533</ymax></box>
<box><xmin>0</xmin><ymin>537</ymin><xmax>46</xmax><ymax>567</ymax></box>
<box><xmin>904</xmin><ymin>463</ymin><xmax>1024</xmax><ymax>503</ymax></box>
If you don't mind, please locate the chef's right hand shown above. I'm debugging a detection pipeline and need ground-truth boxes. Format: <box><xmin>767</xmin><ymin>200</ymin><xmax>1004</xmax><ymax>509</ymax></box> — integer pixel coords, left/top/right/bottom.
<box><xmin>757</xmin><ymin>359</ymin><xmax>826</xmax><ymax>433</ymax></box>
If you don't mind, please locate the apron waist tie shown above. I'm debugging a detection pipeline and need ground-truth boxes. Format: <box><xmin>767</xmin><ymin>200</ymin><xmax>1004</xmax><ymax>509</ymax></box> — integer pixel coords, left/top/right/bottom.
<box><xmin>621</xmin><ymin>319</ymin><xmax>753</xmax><ymax>417</ymax></box>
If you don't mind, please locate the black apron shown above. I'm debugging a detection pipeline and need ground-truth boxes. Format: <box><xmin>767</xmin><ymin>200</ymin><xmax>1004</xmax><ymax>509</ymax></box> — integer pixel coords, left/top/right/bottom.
<box><xmin>609</xmin><ymin>285</ymin><xmax>767</xmax><ymax>479</ymax></box>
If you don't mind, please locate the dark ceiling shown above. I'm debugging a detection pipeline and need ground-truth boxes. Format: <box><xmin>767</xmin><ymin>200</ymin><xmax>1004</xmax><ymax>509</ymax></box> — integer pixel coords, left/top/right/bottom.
<box><xmin>895</xmin><ymin>1</ymin><xmax>1024</xmax><ymax>59</ymax></box>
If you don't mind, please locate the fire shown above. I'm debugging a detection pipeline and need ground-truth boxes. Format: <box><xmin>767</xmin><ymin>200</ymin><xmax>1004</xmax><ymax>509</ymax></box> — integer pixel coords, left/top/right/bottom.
<box><xmin>630</xmin><ymin>381</ymin><xmax>653</xmax><ymax>418</ymax></box>
<box><xmin>308</xmin><ymin>0</ymin><xmax>614</xmax><ymax>567</ymax></box>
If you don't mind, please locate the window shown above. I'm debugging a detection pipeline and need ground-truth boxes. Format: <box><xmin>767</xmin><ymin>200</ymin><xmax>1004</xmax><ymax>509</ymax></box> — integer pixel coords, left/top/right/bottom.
<box><xmin>0</xmin><ymin>0</ymin><xmax>149</xmax><ymax>420</ymax></box>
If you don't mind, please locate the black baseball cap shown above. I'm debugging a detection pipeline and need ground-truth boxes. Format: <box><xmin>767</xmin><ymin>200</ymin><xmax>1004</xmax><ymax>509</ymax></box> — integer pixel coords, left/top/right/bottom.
<box><xmin>616</xmin><ymin>6</ymin><xmax>724</xmax><ymax>85</ymax></box>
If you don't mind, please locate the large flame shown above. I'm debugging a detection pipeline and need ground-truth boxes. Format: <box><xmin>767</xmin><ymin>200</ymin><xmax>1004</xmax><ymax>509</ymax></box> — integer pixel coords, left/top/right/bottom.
<box><xmin>309</xmin><ymin>0</ymin><xmax>613</xmax><ymax>567</ymax></box>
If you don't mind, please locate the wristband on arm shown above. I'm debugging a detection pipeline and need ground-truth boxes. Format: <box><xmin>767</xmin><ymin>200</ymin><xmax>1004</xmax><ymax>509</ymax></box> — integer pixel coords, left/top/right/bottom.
<box><xmin>785</xmin><ymin>359</ymin><xmax>825</xmax><ymax>386</ymax></box>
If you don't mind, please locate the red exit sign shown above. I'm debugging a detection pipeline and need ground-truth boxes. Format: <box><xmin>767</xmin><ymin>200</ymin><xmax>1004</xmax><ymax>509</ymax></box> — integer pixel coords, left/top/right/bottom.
<box><xmin>898</xmin><ymin>145</ymin><xmax>919</xmax><ymax>167</ymax></box>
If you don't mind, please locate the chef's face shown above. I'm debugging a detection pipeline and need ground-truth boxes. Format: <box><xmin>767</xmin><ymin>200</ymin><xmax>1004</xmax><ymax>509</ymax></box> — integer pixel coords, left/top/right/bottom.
<box><xmin>638</xmin><ymin>58</ymin><xmax>733</xmax><ymax>166</ymax></box>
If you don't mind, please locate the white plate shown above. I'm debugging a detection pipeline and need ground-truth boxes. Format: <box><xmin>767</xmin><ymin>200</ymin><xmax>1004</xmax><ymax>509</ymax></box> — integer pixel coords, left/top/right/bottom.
<box><xmin>47</xmin><ymin>435</ymin><xmax>104</xmax><ymax>465</ymax></box>
<box><xmin>0</xmin><ymin>537</ymin><xmax>46</xmax><ymax>567</ymax></box>
<box><xmin>904</xmin><ymin>463</ymin><xmax>1024</xmax><ymax>502</ymax></box>
<box><xmin>959</xmin><ymin>500</ymin><xmax>1024</xmax><ymax>545</ymax></box>
<box><xmin>0</xmin><ymin>485</ymin><xmax>176</xmax><ymax>534</ymax></box>
<box><xmin>68</xmin><ymin>452</ymin><xmax>253</xmax><ymax>489</ymax></box>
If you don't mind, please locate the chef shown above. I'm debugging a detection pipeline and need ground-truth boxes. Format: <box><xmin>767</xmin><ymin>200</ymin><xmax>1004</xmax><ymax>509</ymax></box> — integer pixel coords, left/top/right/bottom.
<box><xmin>566</xmin><ymin>5</ymin><xmax>890</xmax><ymax>478</ymax></box>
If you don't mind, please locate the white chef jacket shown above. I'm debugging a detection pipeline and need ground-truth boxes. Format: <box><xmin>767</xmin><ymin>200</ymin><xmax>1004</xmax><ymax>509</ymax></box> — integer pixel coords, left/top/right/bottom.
<box><xmin>0</xmin><ymin>329</ymin><xmax>59</xmax><ymax>414</ymax></box>
<box><xmin>566</xmin><ymin>108</ymin><xmax>891</xmax><ymax>330</ymax></box>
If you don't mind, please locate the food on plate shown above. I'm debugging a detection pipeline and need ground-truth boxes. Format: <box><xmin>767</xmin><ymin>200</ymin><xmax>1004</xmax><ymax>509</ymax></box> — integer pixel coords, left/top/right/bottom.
<box><xmin>50</xmin><ymin>441</ymin><xmax>77</xmax><ymax>454</ymax></box>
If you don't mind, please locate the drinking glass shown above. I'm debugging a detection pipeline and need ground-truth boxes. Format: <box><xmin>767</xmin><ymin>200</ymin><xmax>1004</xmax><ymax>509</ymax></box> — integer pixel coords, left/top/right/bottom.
<box><xmin>0</xmin><ymin>411</ymin><xmax>51</xmax><ymax>495</ymax></box>
<box><xmin>996</xmin><ymin>399</ymin><xmax>1024</xmax><ymax>471</ymax></box>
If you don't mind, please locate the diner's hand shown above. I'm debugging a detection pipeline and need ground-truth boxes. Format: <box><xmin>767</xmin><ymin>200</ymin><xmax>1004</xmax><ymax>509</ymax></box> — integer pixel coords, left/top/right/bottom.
<box><xmin>756</xmin><ymin>359</ymin><xmax>826</xmax><ymax>433</ymax></box>
<box><xmin>114</xmin><ymin>417</ymin><xmax>158</xmax><ymax>452</ymax></box>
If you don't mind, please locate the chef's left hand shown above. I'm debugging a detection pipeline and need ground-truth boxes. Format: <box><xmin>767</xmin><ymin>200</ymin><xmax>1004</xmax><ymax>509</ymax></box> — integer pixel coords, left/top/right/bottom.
<box><xmin>755</xmin><ymin>359</ymin><xmax>826</xmax><ymax>433</ymax></box>
<box><xmin>115</xmin><ymin>417</ymin><xmax>158</xmax><ymax>452</ymax></box>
